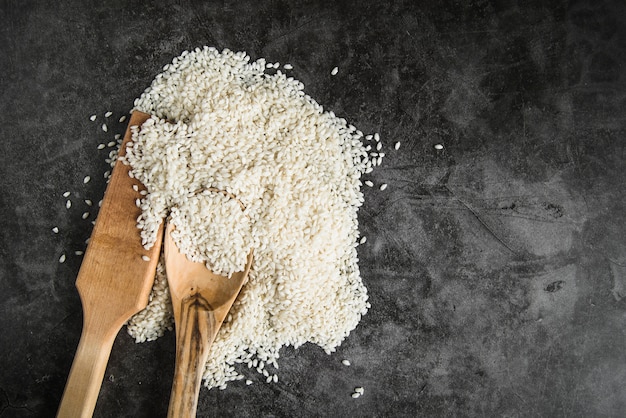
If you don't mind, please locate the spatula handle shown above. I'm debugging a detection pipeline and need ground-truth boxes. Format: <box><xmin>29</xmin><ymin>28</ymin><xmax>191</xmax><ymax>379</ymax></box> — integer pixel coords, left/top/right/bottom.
<box><xmin>167</xmin><ymin>295</ymin><xmax>217</xmax><ymax>418</ymax></box>
<box><xmin>57</xmin><ymin>323</ymin><xmax>118</xmax><ymax>418</ymax></box>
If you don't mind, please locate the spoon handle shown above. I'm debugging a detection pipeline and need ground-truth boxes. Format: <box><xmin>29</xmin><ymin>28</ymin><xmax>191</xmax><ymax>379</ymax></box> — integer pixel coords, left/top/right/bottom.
<box><xmin>167</xmin><ymin>294</ymin><xmax>216</xmax><ymax>418</ymax></box>
<box><xmin>57</xmin><ymin>316</ymin><xmax>117</xmax><ymax>418</ymax></box>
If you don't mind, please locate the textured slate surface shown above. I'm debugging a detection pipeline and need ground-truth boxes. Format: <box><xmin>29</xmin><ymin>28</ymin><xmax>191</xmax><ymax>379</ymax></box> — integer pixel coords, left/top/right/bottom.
<box><xmin>1</xmin><ymin>0</ymin><xmax>626</xmax><ymax>416</ymax></box>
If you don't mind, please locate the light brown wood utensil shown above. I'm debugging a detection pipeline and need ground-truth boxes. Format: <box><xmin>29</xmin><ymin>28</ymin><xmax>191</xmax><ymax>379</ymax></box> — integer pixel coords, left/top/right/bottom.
<box><xmin>57</xmin><ymin>111</ymin><xmax>163</xmax><ymax>418</ymax></box>
<box><xmin>164</xmin><ymin>214</ymin><xmax>253</xmax><ymax>418</ymax></box>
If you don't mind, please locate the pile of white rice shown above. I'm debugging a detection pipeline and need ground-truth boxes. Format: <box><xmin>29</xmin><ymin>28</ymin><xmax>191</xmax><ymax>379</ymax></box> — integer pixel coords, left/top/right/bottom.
<box><xmin>124</xmin><ymin>47</ymin><xmax>374</xmax><ymax>389</ymax></box>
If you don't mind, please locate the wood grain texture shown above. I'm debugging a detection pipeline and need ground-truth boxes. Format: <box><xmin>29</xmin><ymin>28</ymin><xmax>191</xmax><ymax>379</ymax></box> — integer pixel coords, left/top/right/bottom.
<box><xmin>166</xmin><ymin>295</ymin><xmax>216</xmax><ymax>418</ymax></box>
<box><xmin>164</xmin><ymin>221</ymin><xmax>253</xmax><ymax>418</ymax></box>
<box><xmin>57</xmin><ymin>111</ymin><xmax>163</xmax><ymax>418</ymax></box>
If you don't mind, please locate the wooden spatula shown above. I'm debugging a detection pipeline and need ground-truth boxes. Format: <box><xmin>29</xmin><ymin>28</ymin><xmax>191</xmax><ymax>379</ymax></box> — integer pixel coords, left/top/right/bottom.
<box><xmin>57</xmin><ymin>111</ymin><xmax>163</xmax><ymax>418</ymax></box>
<box><xmin>164</xmin><ymin>216</ymin><xmax>253</xmax><ymax>418</ymax></box>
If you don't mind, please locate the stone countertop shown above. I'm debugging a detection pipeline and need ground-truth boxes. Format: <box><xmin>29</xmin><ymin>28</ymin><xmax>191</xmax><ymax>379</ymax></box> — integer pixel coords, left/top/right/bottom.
<box><xmin>1</xmin><ymin>0</ymin><xmax>626</xmax><ymax>416</ymax></box>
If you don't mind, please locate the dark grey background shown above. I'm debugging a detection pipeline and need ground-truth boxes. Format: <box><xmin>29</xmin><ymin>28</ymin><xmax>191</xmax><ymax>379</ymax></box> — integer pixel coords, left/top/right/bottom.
<box><xmin>1</xmin><ymin>0</ymin><xmax>626</xmax><ymax>417</ymax></box>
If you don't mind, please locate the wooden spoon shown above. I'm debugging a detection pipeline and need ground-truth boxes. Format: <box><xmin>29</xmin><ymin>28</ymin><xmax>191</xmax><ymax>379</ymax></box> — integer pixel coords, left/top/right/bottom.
<box><xmin>57</xmin><ymin>111</ymin><xmax>163</xmax><ymax>418</ymax></box>
<box><xmin>164</xmin><ymin>210</ymin><xmax>253</xmax><ymax>417</ymax></box>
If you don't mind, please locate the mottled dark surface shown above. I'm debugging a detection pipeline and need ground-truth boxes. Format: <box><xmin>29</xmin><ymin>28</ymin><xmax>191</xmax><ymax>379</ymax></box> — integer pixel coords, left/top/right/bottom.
<box><xmin>1</xmin><ymin>0</ymin><xmax>626</xmax><ymax>417</ymax></box>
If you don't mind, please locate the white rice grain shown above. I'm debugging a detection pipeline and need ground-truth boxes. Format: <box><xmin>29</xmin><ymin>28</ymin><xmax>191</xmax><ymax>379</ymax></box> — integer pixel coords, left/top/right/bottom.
<box><xmin>331</xmin><ymin>66</ymin><xmax>338</xmax><ymax>75</ymax></box>
<box><xmin>126</xmin><ymin>47</ymin><xmax>372</xmax><ymax>390</ymax></box>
